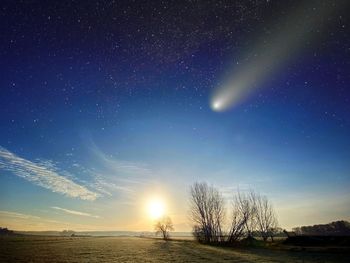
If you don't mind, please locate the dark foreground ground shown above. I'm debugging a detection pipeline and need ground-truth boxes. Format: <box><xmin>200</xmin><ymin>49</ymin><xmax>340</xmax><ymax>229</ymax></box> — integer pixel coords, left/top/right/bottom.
<box><xmin>0</xmin><ymin>236</ymin><xmax>349</xmax><ymax>263</ymax></box>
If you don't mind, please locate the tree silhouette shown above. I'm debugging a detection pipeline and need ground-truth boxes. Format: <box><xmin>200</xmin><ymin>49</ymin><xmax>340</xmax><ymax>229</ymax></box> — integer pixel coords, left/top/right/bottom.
<box><xmin>255</xmin><ymin>193</ymin><xmax>278</xmax><ymax>242</ymax></box>
<box><xmin>235</xmin><ymin>190</ymin><xmax>258</xmax><ymax>239</ymax></box>
<box><xmin>189</xmin><ymin>182</ymin><xmax>225</xmax><ymax>243</ymax></box>
<box><xmin>154</xmin><ymin>216</ymin><xmax>174</xmax><ymax>240</ymax></box>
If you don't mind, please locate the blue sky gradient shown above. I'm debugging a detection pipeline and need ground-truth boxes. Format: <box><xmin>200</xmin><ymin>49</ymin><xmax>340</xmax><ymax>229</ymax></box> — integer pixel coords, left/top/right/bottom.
<box><xmin>1</xmin><ymin>0</ymin><xmax>349</xmax><ymax>231</ymax></box>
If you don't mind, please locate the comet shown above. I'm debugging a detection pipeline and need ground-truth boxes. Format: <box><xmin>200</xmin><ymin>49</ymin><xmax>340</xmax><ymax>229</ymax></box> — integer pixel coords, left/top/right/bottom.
<box><xmin>210</xmin><ymin>0</ymin><xmax>346</xmax><ymax>112</ymax></box>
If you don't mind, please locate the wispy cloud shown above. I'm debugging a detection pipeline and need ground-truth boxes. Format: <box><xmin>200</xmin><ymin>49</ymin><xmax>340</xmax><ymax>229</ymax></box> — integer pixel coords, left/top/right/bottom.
<box><xmin>51</xmin><ymin>206</ymin><xmax>100</xmax><ymax>218</ymax></box>
<box><xmin>0</xmin><ymin>210</ymin><xmax>102</xmax><ymax>231</ymax></box>
<box><xmin>68</xmin><ymin>140</ymin><xmax>153</xmax><ymax>199</ymax></box>
<box><xmin>0</xmin><ymin>146</ymin><xmax>98</xmax><ymax>201</ymax></box>
<box><xmin>91</xmin><ymin>173</ymin><xmax>135</xmax><ymax>197</ymax></box>
<box><xmin>0</xmin><ymin>210</ymin><xmax>40</xmax><ymax>220</ymax></box>
<box><xmin>88</xmin><ymin>140</ymin><xmax>151</xmax><ymax>178</ymax></box>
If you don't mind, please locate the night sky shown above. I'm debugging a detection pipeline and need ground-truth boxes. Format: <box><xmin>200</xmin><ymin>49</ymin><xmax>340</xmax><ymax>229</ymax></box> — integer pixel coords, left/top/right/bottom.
<box><xmin>0</xmin><ymin>0</ymin><xmax>349</xmax><ymax>231</ymax></box>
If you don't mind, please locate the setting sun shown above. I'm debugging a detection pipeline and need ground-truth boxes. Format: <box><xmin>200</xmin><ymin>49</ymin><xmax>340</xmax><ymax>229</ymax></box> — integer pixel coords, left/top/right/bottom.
<box><xmin>147</xmin><ymin>198</ymin><xmax>165</xmax><ymax>220</ymax></box>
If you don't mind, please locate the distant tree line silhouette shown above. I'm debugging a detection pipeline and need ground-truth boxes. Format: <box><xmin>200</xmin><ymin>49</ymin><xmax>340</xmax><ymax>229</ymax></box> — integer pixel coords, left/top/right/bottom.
<box><xmin>0</xmin><ymin>227</ymin><xmax>15</xmax><ymax>236</ymax></box>
<box><xmin>189</xmin><ymin>182</ymin><xmax>278</xmax><ymax>244</ymax></box>
<box><xmin>60</xmin><ymin>230</ymin><xmax>75</xmax><ymax>236</ymax></box>
<box><xmin>292</xmin><ymin>221</ymin><xmax>350</xmax><ymax>236</ymax></box>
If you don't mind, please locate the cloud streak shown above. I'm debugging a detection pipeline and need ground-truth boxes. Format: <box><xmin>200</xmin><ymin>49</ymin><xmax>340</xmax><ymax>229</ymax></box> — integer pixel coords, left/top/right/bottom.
<box><xmin>76</xmin><ymin>139</ymin><xmax>153</xmax><ymax>199</ymax></box>
<box><xmin>0</xmin><ymin>210</ymin><xmax>102</xmax><ymax>231</ymax></box>
<box><xmin>0</xmin><ymin>146</ymin><xmax>98</xmax><ymax>201</ymax></box>
<box><xmin>0</xmin><ymin>210</ymin><xmax>40</xmax><ymax>220</ymax></box>
<box><xmin>51</xmin><ymin>206</ymin><xmax>100</xmax><ymax>218</ymax></box>
<box><xmin>92</xmin><ymin>147</ymin><xmax>151</xmax><ymax>177</ymax></box>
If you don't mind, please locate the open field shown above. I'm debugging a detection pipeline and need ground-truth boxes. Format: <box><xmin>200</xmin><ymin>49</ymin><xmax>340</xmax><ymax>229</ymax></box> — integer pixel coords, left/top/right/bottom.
<box><xmin>0</xmin><ymin>236</ymin><xmax>349</xmax><ymax>263</ymax></box>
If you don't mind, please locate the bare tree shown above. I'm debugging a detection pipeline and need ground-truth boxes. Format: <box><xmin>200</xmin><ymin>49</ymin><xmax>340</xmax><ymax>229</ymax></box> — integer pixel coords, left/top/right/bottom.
<box><xmin>154</xmin><ymin>216</ymin><xmax>174</xmax><ymax>240</ymax></box>
<box><xmin>189</xmin><ymin>182</ymin><xmax>225</xmax><ymax>243</ymax></box>
<box><xmin>255</xmin><ymin>194</ymin><xmax>278</xmax><ymax>242</ymax></box>
<box><xmin>227</xmin><ymin>197</ymin><xmax>246</xmax><ymax>243</ymax></box>
<box><xmin>235</xmin><ymin>190</ymin><xmax>258</xmax><ymax>239</ymax></box>
<box><xmin>189</xmin><ymin>183</ymin><xmax>280</xmax><ymax>244</ymax></box>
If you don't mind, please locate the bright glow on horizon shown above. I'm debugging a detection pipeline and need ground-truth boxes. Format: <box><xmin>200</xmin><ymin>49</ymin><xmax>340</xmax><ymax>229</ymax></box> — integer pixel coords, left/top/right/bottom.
<box><xmin>147</xmin><ymin>198</ymin><xmax>165</xmax><ymax>220</ymax></box>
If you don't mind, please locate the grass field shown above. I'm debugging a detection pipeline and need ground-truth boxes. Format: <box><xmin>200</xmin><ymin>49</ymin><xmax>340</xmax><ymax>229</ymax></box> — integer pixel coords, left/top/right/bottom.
<box><xmin>0</xmin><ymin>236</ymin><xmax>349</xmax><ymax>263</ymax></box>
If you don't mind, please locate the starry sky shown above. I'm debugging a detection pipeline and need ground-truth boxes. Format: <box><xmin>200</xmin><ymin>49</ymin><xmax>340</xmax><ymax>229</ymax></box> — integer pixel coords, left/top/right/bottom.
<box><xmin>0</xmin><ymin>0</ymin><xmax>350</xmax><ymax>231</ymax></box>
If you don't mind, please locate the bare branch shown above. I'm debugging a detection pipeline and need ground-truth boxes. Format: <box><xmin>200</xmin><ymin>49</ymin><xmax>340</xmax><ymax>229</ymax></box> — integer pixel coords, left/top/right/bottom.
<box><xmin>189</xmin><ymin>182</ymin><xmax>225</xmax><ymax>243</ymax></box>
<box><xmin>154</xmin><ymin>216</ymin><xmax>174</xmax><ymax>240</ymax></box>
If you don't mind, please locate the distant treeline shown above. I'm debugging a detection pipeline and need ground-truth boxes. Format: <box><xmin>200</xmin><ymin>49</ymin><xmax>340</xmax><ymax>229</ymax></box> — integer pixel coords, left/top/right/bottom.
<box><xmin>0</xmin><ymin>227</ymin><xmax>15</xmax><ymax>236</ymax></box>
<box><xmin>292</xmin><ymin>221</ymin><xmax>350</xmax><ymax>236</ymax></box>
